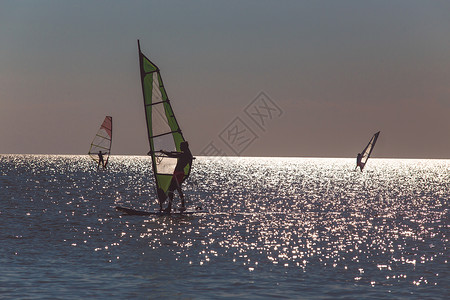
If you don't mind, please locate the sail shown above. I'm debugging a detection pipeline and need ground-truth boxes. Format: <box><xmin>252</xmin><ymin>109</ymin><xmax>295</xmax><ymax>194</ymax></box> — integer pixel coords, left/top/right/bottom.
<box><xmin>359</xmin><ymin>131</ymin><xmax>380</xmax><ymax>170</ymax></box>
<box><xmin>88</xmin><ymin>116</ymin><xmax>112</xmax><ymax>166</ymax></box>
<box><xmin>138</xmin><ymin>40</ymin><xmax>191</xmax><ymax>204</ymax></box>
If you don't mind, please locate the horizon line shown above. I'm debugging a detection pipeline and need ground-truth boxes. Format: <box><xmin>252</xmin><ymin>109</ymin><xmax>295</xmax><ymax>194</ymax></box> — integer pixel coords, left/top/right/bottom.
<box><xmin>1</xmin><ymin>153</ymin><xmax>449</xmax><ymax>160</ymax></box>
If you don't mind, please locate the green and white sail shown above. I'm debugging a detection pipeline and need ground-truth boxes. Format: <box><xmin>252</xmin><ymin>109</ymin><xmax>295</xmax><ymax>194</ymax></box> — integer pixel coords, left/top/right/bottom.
<box><xmin>88</xmin><ymin>116</ymin><xmax>113</xmax><ymax>167</ymax></box>
<box><xmin>138</xmin><ymin>40</ymin><xmax>191</xmax><ymax>204</ymax></box>
<box><xmin>360</xmin><ymin>131</ymin><xmax>380</xmax><ymax>170</ymax></box>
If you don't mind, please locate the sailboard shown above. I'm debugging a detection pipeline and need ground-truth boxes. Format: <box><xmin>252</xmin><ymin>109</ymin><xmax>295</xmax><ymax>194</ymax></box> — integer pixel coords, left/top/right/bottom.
<box><xmin>115</xmin><ymin>205</ymin><xmax>202</xmax><ymax>216</ymax></box>
<box><xmin>357</xmin><ymin>131</ymin><xmax>380</xmax><ymax>171</ymax></box>
<box><xmin>116</xmin><ymin>40</ymin><xmax>198</xmax><ymax>215</ymax></box>
<box><xmin>88</xmin><ymin>116</ymin><xmax>112</xmax><ymax>168</ymax></box>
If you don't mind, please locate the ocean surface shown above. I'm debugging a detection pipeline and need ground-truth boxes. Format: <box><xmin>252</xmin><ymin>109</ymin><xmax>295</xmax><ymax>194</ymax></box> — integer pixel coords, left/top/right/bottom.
<box><xmin>0</xmin><ymin>155</ymin><xmax>448</xmax><ymax>299</ymax></box>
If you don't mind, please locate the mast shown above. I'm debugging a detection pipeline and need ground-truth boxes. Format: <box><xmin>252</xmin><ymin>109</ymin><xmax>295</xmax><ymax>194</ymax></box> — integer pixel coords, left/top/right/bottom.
<box><xmin>105</xmin><ymin>116</ymin><xmax>112</xmax><ymax>167</ymax></box>
<box><xmin>138</xmin><ymin>40</ymin><xmax>159</xmax><ymax>196</ymax></box>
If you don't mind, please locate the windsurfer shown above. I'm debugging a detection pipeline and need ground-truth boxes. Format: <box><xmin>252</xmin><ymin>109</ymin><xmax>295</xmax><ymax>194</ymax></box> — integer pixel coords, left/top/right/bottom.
<box><xmin>160</xmin><ymin>141</ymin><xmax>193</xmax><ymax>212</ymax></box>
<box><xmin>98</xmin><ymin>150</ymin><xmax>106</xmax><ymax>170</ymax></box>
<box><xmin>356</xmin><ymin>153</ymin><xmax>363</xmax><ymax>171</ymax></box>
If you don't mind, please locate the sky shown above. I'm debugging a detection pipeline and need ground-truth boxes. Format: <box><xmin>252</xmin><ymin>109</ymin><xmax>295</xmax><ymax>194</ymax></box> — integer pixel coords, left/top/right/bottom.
<box><xmin>1</xmin><ymin>0</ymin><xmax>449</xmax><ymax>158</ymax></box>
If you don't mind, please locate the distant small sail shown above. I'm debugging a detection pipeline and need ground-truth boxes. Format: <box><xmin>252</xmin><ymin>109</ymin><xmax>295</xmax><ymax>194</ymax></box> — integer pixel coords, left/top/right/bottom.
<box><xmin>138</xmin><ymin>41</ymin><xmax>191</xmax><ymax>205</ymax></box>
<box><xmin>88</xmin><ymin>116</ymin><xmax>112</xmax><ymax>167</ymax></box>
<box><xmin>358</xmin><ymin>131</ymin><xmax>380</xmax><ymax>171</ymax></box>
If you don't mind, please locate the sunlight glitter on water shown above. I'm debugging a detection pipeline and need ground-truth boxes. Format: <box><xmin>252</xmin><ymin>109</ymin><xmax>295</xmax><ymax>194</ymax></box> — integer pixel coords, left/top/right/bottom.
<box><xmin>181</xmin><ymin>158</ymin><xmax>447</xmax><ymax>284</ymax></box>
<box><xmin>0</xmin><ymin>155</ymin><xmax>448</xmax><ymax>298</ymax></box>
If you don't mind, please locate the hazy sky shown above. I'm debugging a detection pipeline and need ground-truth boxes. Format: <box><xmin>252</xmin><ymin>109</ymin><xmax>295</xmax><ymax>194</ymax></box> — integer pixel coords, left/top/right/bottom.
<box><xmin>1</xmin><ymin>0</ymin><xmax>449</xmax><ymax>158</ymax></box>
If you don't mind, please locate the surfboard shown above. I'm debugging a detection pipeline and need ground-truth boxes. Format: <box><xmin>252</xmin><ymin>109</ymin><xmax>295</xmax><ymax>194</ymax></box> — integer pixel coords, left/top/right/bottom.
<box><xmin>115</xmin><ymin>206</ymin><xmax>203</xmax><ymax>216</ymax></box>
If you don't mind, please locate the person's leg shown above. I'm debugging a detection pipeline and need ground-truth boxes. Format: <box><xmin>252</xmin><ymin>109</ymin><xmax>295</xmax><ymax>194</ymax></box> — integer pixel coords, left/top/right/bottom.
<box><xmin>165</xmin><ymin>191</ymin><xmax>174</xmax><ymax>212</ymax></box>
<box><xmin>165</xmin><ymin>180</ymin><xmax>176</xmax><ymax>212</ymax></box>
<box><xmin>157</xmin><ymin>188</ymin><xmax>166</xmax><ymax>211</ymax></box>
<box><xmin>172</xmin><ymin>171</ymin><xmax>185</xmax><ymax>208</ymax></box>
<box><xmin>177</xmin><ymin>186</ymin><xmax>185</xmax><ymax>209</ymax></box>
<box><xmin>179</xmin><ymin>187</ymin><xmax>184</xmax><ymax>207</ymax></box>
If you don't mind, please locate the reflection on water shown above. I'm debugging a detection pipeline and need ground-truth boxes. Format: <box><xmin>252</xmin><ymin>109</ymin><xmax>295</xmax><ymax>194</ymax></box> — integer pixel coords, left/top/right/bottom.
<box><xmin>0</xmin><ymin>155</ymin><xmax>448</xmax><ymax>298</ymax></box>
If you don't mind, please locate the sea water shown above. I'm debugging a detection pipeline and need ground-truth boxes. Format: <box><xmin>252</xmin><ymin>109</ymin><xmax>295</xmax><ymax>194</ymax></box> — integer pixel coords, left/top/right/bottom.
<box><xmin>0</xmin><ymin>155</ymin><xmax>448</xmax><ymax>299</ymax></box>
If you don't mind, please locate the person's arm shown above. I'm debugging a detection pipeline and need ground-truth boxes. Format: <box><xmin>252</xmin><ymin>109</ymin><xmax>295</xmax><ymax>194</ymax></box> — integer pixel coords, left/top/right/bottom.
<box><xmin>160</xmin><ymin>150</ymin><xmax>181</xmax><ymax>158</ymax></box>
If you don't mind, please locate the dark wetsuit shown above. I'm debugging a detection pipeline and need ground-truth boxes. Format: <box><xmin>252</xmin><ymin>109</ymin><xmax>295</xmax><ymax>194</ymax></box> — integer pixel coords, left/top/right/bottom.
<box><xmin>168</xmin><ymin>148</ymin><xmax>193</xmax><ymax>190</ymax></box>
<box><xmin>356</xmin><ymin>153</ymin><xmax>363</xmax><ymax>171</ymax></box>
<box><xmin>160</xmin><ymin>146</ymin><xmax>193</xmax><ymax>211</ymax></box>
<box><xmin>98</xmin><ymin>152</ymin><xmax>105</xmax><ymax>169</ymax></box>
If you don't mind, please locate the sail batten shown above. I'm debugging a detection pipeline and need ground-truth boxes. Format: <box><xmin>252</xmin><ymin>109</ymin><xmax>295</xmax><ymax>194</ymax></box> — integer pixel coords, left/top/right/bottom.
<box><xmin>150</xmin><ymin>131</ymin><xmax>181</xmax><ymax>139</ymax></box>
<box><xmin>94</xmin><ymin>134</ymin><xmax>111</xmax><ymax>140</ymax></box>
<box><xmin>91</xmin><ymin>145</ymin><xmax>110</xmax><ymax>150</ymax></box>
<box><xmin>138</xmin><ymin>40</ymin><xmax>191</xmax><ymax>205</ymax></box>
<box><xmin>146</xmin><ymin>100</ymin><xmax>170</xmax><ymax>106</ymax></box>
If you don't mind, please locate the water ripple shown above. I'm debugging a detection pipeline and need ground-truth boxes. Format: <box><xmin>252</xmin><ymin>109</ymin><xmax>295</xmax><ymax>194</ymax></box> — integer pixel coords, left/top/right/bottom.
<box><xmin>0</xmin><ymin>155</ymin><xmax>448</xmax><ymax>298</ymax></box>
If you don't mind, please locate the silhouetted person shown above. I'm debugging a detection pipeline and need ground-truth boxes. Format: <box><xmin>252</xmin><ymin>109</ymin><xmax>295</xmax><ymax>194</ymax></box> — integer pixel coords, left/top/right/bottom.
<box><xmin>356</xmin><ymin>153</ymin><xmax>363</xmax><ymax>172</ymax></box>
<box><xmin>98</xmin><ymin>150</ymin><xmax>106</xmax><ymax>170</ymax></box>
<box><xmin>160</xmin><ymin>141</ymin><xmax>193</xmax><ymax>212</ymax></box>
